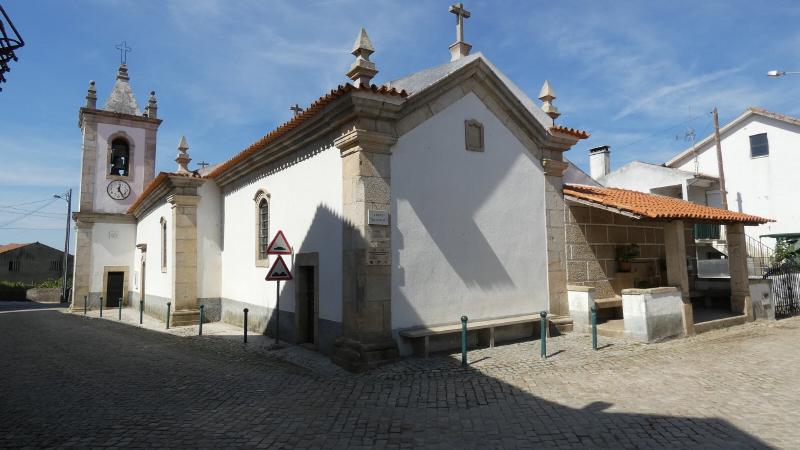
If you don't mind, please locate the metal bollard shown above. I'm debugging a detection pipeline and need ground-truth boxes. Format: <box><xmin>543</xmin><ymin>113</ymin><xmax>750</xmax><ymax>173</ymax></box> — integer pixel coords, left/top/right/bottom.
<box><xmin>166</xmin><ymin>302</ymin><xmax>171</xmax><ymax>329</ymax></box>
<box><xmin>199</xmin><ymin>304</ymin><xmax>205</xmax><ymax>336</ymax></box>
<box><xmin>99</xmin><ymin>296</ymin><xmax>103</xmax><ymax>318</ymax></box>
<box><xmin>139</xmin><ymin>300</ymin><xmax>144</xmax><ymax>325</ymax></box>
<box><xmin>84</xmin><ymin>296</ymin><xmax>87</xmax><ymax>315</ymax></box>
<box><xmin>460</xmin><ymin>315</ymin><xmax>468</xmax><ymax>367</ymax></box>
<box><xmin>540</xmin><ymin>310</ymin><xmax>547</xmax><ymax>359</ymax></box>
<box><xmin>118</xmin><ymin>297</ymin><xmax>123</xmax><ymax>320</ymax></box>
<box><xmin>243</xmin><ymin>308</ymin><xmax>249</xmax><ymax>343</ymax></box>
<box><xmin>591</xmin><ymin>304</ymin><xmax>598</xmax><ymax>350</ymax></box>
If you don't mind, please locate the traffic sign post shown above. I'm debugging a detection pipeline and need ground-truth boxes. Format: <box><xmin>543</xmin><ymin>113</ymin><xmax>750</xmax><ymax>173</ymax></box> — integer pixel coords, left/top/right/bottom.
<box><xmin>265</xmin><ymin>231</ymin><xmax>293</xmax><ymax>346</ymax></box>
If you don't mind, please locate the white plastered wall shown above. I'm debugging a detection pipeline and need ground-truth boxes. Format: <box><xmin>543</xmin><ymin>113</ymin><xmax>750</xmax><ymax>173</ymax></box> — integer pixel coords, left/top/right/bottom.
<box><xmin>391</xmin><ymin>92</ymin><xmax>549</xmax><ymax>329</ymax></box>
<box><xmin>197</xmin><ymin>181</ymin><xmax>222</xmax><ymax>299</ymax></box>
<box><xmin>220</xmin><ymin>144</ymin><xmax>343</xmax><ymax>322</ymax></box>
<box><xmin>89</xmin><ymin>222</ymin><xmax>136</xmax><ymax>294</ymax></box>
<box><xmin>132</xmin><ymin>201</ymin><xmax>173</xmax><ymax>300</ymax></box>
<box><xmin>94</xmin><ymin>123</ymin><xmax>147</xmax><ymax>213</ymax></box>
<box><xmin>673</xmin><ymin>116</ymin><xmax>800</xmax><ymax>240</ymax></box>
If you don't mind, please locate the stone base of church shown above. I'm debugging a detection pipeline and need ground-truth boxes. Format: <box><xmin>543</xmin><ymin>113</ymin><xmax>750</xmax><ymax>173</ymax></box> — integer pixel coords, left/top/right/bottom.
<box><xmin>331</xmin><ymin>337</ymin><xmax>399</xmax><ymax>373</ymax></box>
<box><xmin>171</xmin><ymin>309</ymin><xmax>200</xmax><ymax>327</ymax></box>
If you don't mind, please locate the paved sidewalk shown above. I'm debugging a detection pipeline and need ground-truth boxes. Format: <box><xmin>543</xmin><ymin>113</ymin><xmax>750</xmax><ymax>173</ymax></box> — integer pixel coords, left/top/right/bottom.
<box><xmin>1</xmin><ymin>303</ymin><xmax>797</xmax><ymax>448</ymax></box>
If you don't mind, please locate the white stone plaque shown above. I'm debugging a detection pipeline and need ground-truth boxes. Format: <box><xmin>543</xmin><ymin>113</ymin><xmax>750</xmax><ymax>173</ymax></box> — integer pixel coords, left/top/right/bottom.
<box><xmin>368</xmin><ymin>209</ymin><xmax>389</xmax><ymax>226</ymax></box>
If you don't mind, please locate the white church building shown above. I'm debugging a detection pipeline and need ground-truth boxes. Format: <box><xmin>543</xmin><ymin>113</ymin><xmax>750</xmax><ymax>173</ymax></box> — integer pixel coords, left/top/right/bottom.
<box><xmin>71</xmin><ymin>5</ymin><xmax>770</xmax><ymax>370</ymax></box>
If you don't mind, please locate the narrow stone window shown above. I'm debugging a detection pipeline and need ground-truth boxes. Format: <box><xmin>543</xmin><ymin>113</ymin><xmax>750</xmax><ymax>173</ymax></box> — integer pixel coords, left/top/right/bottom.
<box><xmin>109</xmin><ymin>138</ymin><xmax>130</xmax><ymax>176</ymax></box>
<box><xmin>465</xmin><ymin>119</ymin><xmax>484</xmax><ymax>152</ymax></box>
<box><xmin>254</xmin><ymin>189</ymin><xmax>271</xmax><ymax>266</ymax></box>
<box><xmin>160</xmin><ymin>217</ymin><xmax>167</xmax><ymax>272</ymax></box>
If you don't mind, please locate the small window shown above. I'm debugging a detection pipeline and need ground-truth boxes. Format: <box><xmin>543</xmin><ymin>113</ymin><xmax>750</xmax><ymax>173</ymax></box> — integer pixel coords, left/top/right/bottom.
<box><xmin>258</xmin><ymin>199</ymin><xmax>270</xmax><ymax>260</ymax></box>
<box><xmin>464</xmin><ymin>119</ymin><xmax>484</xmax><ymax>152</ymax></box>
<box><xmin>8</xmin><ymin>260</ymin><xmax>20</xmax><ymax>272</ymax></box>
<box><xmin>749</xmin><ymin>133</ymin><xmax>769</xmax><ymax>158</ymax></box>
<box><xmin>50</xmin><ymin>260</ymin><xmax>63</xmax><ymax>271</ymax></box>
<box><xmin>160</xmin><ymin>218</ymin><xmax>167</xmax><ymax>272</ymax></box>
<box><xmin>110</xmin><ymin>138</ymin><xmax>130</xmax><ymax>176</ymax></box>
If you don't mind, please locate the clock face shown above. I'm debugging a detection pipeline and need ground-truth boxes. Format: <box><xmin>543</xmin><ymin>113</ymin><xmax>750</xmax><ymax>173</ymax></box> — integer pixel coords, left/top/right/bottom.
<box><xmin>107</xmin><ymin>180</ymin><xmax>131</xmax><ymax>200</ymax></box>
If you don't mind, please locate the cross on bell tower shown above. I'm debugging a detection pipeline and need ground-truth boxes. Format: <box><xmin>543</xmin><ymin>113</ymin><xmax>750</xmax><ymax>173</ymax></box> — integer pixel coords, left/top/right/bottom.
<box><xmin>448</xmin><ymin>3</ymin><xmax>472</xmax><ymax>61</ymax></box>
<box><xmin>115</xmin><ymin>41</ymin><xmax>132</xmax><ymax>65</ymax></box>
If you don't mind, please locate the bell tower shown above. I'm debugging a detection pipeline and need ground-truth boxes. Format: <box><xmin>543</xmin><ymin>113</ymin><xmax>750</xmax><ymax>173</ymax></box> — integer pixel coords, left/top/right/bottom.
<box><xmin>71</xmin><ymin>61</ymin><xmax>162</xmax><ymax>310</ymax></box>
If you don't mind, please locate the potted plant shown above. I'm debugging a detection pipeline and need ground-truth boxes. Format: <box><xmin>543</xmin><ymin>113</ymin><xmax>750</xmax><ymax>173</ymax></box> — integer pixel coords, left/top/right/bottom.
<box><xmin>616</xmin><ymin>244</ymin><xmax>640</xmax><ymax>272</ymax></box>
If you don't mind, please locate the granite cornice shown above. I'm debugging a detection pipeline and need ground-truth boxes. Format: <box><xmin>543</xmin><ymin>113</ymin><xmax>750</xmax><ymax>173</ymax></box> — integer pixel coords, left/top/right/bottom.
<box><xmin>78</xmin><ymin>107</ymin><xmax>162</xmax><ymax>129</ymax></box>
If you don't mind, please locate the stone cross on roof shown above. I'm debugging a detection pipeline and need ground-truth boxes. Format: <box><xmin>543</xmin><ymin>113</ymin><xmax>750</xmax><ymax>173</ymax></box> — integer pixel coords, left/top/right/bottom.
<box><xmin>115</xmin><ymin>41</ymin><xmax>131</xmax><ymax>65</ymax></box>
<box><xmin>448</xmin><ymin>3</ymin><xmax>472</xmax><ymax>61</ymax></box>
<box><xmin>290</xmin><ymin>104</ymin><xmax>303</xmax><ymax>116</ymax></box>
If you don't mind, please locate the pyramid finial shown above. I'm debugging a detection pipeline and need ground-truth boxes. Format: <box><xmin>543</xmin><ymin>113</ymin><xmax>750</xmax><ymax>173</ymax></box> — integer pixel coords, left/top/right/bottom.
<box><xmin>538</xmin><ymin>80</ymin><xmax>560</xmax><ymax>122</ymax></box>
<box><xmin>144</xmin><ymin>90</ymin><xmax>158</xmax><ymax>119</ymax></box>
<box><xmin>175</xmin><ymin>136</ymin><xmax>191</xmax><ymax>174</ymax></box>
<box><xmin>86</xmin><ymin>80</ymin><xmax>97</xmax><ymax>109</ymax></box>
<box><xmin>346</xmin><ymin>27</ymin><xmax>378</xmax><ymax>87</ymax></box>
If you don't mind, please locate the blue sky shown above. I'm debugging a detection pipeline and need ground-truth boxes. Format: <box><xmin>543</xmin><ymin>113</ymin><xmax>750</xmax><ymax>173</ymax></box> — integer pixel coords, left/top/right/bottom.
<box><xmin>3</xmin><ymin>0</ymin><xmax>800</xmax><ymax>250</ymax></box>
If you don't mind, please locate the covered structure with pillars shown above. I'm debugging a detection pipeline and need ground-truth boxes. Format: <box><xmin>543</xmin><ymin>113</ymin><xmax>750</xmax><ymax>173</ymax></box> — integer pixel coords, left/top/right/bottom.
<box><xmin>563</xmin><ymin>184</ymin><xmax>772</xmax><ymax>341</ymax></box>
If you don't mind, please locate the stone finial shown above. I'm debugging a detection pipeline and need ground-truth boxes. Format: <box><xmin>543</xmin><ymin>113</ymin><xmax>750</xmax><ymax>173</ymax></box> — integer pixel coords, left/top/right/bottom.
<box><xmin>448</xmin><ymin>2</ymin><xmax>472</xmax><ymax>61</ymax></box>
<box><xmin>86</xmin><ymin>80</ymin><xmax>97</xmax><ymax>109</ymax></box>
<box><xmin>538</xmin><ymin>80</ymin><xmax>560</xmax><ymax>122</ymax></box>
<box><xmin>175</xmin><ymin>136</ymin><xmax>191</xmax><ymax>174</ymax></box>
<box><xmin>116</xmin><ymin>64</ymin><xmax>130</xmax><ymax>81</ymax></box>
<box><xmin>346</xmin><ymin>27</ymin><xmax>378</xmax><ymax>87</ymax></box>
<box><xmin>144</xmin><ymin>90</ymin><xmax>158</xmax><ymax>119</ymax></box>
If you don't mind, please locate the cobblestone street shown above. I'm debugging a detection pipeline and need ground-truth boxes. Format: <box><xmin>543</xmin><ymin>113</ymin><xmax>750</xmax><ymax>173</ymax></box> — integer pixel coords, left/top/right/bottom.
<box><xmin>1</xmin><ymin>302</ymin><xmax>798</xmax><ymax>448</ymax></box>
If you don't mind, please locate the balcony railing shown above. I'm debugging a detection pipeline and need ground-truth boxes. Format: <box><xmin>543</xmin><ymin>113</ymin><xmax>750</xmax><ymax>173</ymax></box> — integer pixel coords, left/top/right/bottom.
<box><xmin>694</xmin><ymin>223</ymin><xmax>721</xmax><ymax>240</ymax></box>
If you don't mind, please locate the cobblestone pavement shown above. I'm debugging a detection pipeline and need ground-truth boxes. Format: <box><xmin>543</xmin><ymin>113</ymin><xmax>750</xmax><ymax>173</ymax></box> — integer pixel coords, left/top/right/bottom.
<box><xmin>1</xmin><ymin>302</ymin><xmax>798</xmax><ymax>448</ymax></box>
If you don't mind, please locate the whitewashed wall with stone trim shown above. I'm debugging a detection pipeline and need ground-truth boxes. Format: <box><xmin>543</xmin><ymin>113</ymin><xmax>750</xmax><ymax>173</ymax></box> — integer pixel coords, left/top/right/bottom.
<box><xmin>391</xmin><ymin>92</ymin><xmax>549</xmax><ymax>330</ymax></box>
<box><xmin>197</xmin><ymin>181</ymin><xmax>222</xmax><ymax>300</ymax></box>
<box><xmin>219</xmin><ymin>143</ymin><xmax>344</xmax><ymax>327</ymax></box>
<box><xmin>88</xmin><ymin>222</ymin><xmax>136</xmax><ymax>299</ymax></box>
<box><xmin>94</xmin><ymin>123</ymin><xmax>146</xmax><ymax>213</ymax></box>
<box><xmin>132</xmin><ymin>201</ymin><xmax>173</xmax><ymax>302</ymax></box>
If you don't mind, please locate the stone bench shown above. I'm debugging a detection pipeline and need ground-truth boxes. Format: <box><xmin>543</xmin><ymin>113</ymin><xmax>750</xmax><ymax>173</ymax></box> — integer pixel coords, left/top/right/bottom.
<box><xmin>399</xmin><ymin>314</ymin><xmax>547</xmax><ymax>357</ymax></box>
<box><xmin>594</xmin><ymin>297</ymin><xmax>622</xmax><ymax>309</ymax></box>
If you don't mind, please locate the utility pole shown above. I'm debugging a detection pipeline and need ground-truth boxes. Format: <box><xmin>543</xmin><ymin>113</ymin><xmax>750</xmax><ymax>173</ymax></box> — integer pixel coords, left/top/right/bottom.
<box><xmin>713</xmin><ymin>107</ymin><xmax>729</xmax><ymax>210</ymax></box>
<box><xmin>57</xmin><ymin>189</ymin><xmax>72</xmax><ymax>303</ymax></box>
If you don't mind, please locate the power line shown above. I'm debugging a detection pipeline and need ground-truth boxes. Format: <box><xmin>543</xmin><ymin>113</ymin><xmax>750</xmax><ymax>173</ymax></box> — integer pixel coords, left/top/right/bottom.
<box><xmin>0</xmin><ymin>208</ymin><xmax>65</xmax><ymax>218</ymax></box>
<box><xmin>0</xmin><ymin>199</ymin><xmax>57</xmax><ymax>228</ymax></box>
<box><xmin>0</xmin><ymin>227</ymin><xmax>63</xmax><ymax>230</ymax></box>
<box><xmin>609</xmin><ymin>113</ymin><xmax>708</xmax><ymax>153</ymax></box>
<box><xmin>0</xmin><ymin>198</ymin><xmax>53</xmax><ymax>209</ymax></box>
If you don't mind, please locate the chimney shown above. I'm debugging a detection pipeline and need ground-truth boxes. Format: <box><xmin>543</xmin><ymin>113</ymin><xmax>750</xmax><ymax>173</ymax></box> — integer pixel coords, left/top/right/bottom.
<box><xmin>589</xmin><ymin>145</ymin><xmax>610</xmax><ymax>179</ymax></box>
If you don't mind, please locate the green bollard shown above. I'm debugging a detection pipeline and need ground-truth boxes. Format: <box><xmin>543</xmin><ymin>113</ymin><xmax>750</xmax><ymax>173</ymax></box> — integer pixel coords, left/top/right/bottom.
<box><xmin>243</xmin><ymin>308</ymin><xmax>249</xmax><ymax>343</ymax></box>
<box><xmin>199</xmin><ymin>304</ymin><xmax>205</xmax><ymax>336</ymax></box>
<box><xmin>166</xmin><ymin>302</ymin><xmax>171</xmax><ymax>329</ymax></box>
<box><xmin>118</xmin><ymin>297</ymin><xmax>123</xmax><ymax>320</ymax></box>
<box><xmin>84</xmin><ymin>296</ymin><xmax>87</xmax><ymax>315</ymax></box>
<box><xmin>591</xmin><ymin>304</ymin><xmax>598</xmax><ymax>350</ymax></box>
<box><xmin>460</xmin><ymin>315</ymin><xmax>468</xmax><ymax>367</ymax></box>
<box><xmin>99</xmin><ymin>296</ymin><xmax>103</xmax><ymax>318</ymax></box>
<box><xmin>540</xmin><ymin>310</ymin><xmax>547</xmax><ymax>359</ymax></box>
<box><xmin>139</xmin><ymin>300</ymin><xmax>143</xmax><ymax>325</ymax></box>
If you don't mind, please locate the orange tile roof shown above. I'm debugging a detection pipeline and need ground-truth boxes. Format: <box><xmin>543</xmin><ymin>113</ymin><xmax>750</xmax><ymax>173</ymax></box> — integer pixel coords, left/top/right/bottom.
<box><xmin>563</xmin><ymin>184</ymin><xmax>772</xmax><ymax>224</ymax></box>
<box><xmin>206</xmin><ymin>83</ymin><xmax>407</xmax><ymax>180</ymax></box>
<box><xmin>550</xmin><ymin>125</ymin><xmax>590</xmax><ymax>139</ymax></box>
<box><xmin>126</xmin><ymin>171</ymin><xmax>200</xmax><ymax>214</ymax></box>
<box><xmin>0</xmin><ymin>243</ymin><xmax>31</xmax><ymax>254</ymax></box>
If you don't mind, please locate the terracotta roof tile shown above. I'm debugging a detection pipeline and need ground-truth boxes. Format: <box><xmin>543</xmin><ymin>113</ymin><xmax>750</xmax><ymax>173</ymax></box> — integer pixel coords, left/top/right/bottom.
<box><xmin>0</xmin><ymin>243</ymin><xmax>31</xmax><ymax>254</ymax></box>
<box><xmin>563</xmin><ymin>184</ymin><xmax>771</xmax><ymax>224</ymax></box>
<box><xmin>550</xmin><ymin>125</ymin><xmax>590</xmax><ymax>139</ymax></box>
<box><xmin>126</xmin><ymin>171</ymin><xmax>200</xmax><ymax>214</ymax></box>
<box><xmin>206</xmin><ymin>83</ymin><xmax>407</xmax><ymax>180</ymax></box>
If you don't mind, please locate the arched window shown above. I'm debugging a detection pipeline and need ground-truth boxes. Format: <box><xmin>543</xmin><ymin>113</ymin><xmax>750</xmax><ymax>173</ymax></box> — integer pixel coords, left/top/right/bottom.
<box><xmin>160</xmin><ymin>217</ymin><xmax>167</xmax><ymax>272</ymax></box>
<box><xmin>254</xmin><ymin>189</ymin><xmax>271</xmax><ymax>266</ymax></box>
<box><xmin>110</xmin><ymin>138</ymin><xmax>130</xmax><ymax>176</ymax></box>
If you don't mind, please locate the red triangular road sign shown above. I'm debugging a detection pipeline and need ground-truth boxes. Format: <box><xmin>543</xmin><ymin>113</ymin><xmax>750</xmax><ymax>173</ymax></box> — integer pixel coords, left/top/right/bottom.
<box><xmin>265</xmin><ymin>255</ymin><xmax>292</xmax><ymax>281</ymax></box>
<box><xmin>266</xmin><ymin>230</ymin><xmax>292</xmax><ymax>255</ymax></box>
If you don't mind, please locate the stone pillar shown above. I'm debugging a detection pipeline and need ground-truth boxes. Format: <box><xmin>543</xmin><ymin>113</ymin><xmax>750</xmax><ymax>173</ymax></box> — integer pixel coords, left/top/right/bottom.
<box><xmin>727</xmin><ymin>223</ymin><xmax>753</xmax><ymax>320</ymax></box>
<box><xmin>331</xmin><ymin>128</ymin><xmax>399</xmax><ymax>372</ymax></box>
<box><xmin>543</xmin><ymin>159</ymin><xmax>569</xmax><ymax>316</ymax></box>
<box><xmin>78</xmin><ymin>116</ymin><xmax>97</xmax><ymax>211</ymax></box>
<box><xmin>70</xmin><ymin>219</ymin><xmax>94</xmax><ymax>311</ymax></box>
<box><xmin>664</xmin><ymin>220</ymin><xmax>694</xmax><ymax>335</ymax></box>
<box><xmin>167</xmin><ymin>194</ymin><xmax>200</xmax><ymax>326</ymax></box>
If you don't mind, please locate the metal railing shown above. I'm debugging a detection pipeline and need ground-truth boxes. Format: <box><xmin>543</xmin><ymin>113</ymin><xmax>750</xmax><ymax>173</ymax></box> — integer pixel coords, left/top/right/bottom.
<box><xmin>694</xmin><ymin>224</ymin><xmax>721</xmax><ymax>240</ymax></box>
<box><xmin>746</xmin><ymin>234</ymin><xmax>775</xmax><ymax>277</ymax></box>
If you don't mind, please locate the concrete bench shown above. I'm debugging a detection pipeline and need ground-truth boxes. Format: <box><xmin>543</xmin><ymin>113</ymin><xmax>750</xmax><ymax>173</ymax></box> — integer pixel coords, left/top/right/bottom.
<box><xmin>399</xmin><ymin>314</ymin><xmax>546</xmax><ymax>357</ymax></box>
<box><xmin>594</xmin><ymin>297</ymin><xmax>622</xmax><ymax>309</ymax></box>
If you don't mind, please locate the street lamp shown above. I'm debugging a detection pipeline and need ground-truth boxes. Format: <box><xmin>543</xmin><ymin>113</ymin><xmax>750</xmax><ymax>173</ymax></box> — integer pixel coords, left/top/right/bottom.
<box><xmin>53</xmin><ymin>189</ymin><xmax>72</xmax><ymax>304</ymax></box>
<box><xmin>767</xmin><ymin>70</ymin><xmax>800</xmax><ymax>77</ymax></box>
